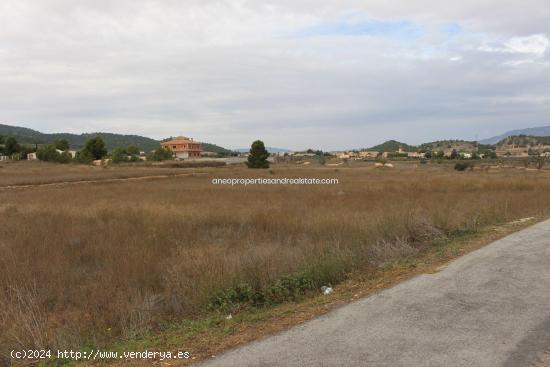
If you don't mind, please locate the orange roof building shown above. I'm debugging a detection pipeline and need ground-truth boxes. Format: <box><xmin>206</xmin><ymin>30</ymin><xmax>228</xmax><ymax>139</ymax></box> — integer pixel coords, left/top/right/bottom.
<box><xmin>161</xmin><ymin>136</ymin><xmax>202</xmax><ymax>159</ymax></box>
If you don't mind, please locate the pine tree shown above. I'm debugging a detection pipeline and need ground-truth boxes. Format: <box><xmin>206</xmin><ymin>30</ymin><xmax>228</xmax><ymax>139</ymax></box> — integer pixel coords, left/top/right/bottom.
<box><xmin>246</xmin><ymin>140</ymin><xmax>270</xmax><ymax>169</ymax></box>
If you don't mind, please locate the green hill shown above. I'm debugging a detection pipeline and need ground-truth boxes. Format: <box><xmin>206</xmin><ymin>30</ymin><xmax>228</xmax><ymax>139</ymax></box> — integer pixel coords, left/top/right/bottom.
<box><xmin>0</xmin><ymin>123</ymin><xmax>231</xmax><ymax>154</ymax></box>
<box><xmin>418</xmin><ymin>140</ymin><xmax>479</xmax><ymax>152</ymax></box>
<box><xmin>367</xmin><ymin>140</ymin><xmax>416</xmax><ymax>152</ymax></box>
<box><xmin>497</xmin><ymin>135</ymin><xmax>550</xmax><ymax>147</ymax></box>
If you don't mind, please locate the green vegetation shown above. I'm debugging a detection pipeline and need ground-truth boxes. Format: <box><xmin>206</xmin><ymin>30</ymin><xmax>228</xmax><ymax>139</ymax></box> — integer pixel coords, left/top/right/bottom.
<box><xmin>246</xmin><ymin>140</ymin><xmax>270</xmax><ymax>169</ymax></box>
<box><xmin>497</xmin><ymin>135</ymin><xmax>550</xmax><ymax>147</ymax></box>
<box><xmin>54</xmin><ymin>139</ymin><xmax>70</xmax><ymax>151</ymax></box>
<box><xmin>36</xmin><ymin>145</ymin><xmax>71</xmax><ymax>163</ymax></box>
<box><xmin>0</xmin><ymin>135</ymin><xmax>34</xmax><ymax>159</ymax></box>
<box><xmin>454</xmin><ymin>162</ymin><xmax>474</xmax><ymax>171</ymax></box>
<box><xmin>419</xmin><ymin>139</ymin><xmax>477</xmax><ymax>151</ymax></box>
<box><xmin>0</xmin><ymin>123</ymin><xmax>233</xmax><ymax>155</ymax></box>
<box><xmin>83</xmin><ymin>136</ymin><xmax>107</xmax><ymax>160</ymax></box>
<box><xmin>149</xmin><ymin>147</ymin><xmax>173</xmax><ymax>161</ymax></box>
<box><xmin>368</xmin><ymin>140</ymin><xmax>415</xmax><ymax>152</ymax></box>
<box><xmin>111</xmin><ymin>145</ymin><xmax>141</xmax><ymax>163</ymax></box>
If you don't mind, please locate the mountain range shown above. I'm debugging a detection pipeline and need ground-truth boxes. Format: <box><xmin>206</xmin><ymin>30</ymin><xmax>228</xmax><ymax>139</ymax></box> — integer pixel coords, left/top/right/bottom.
<box><xmin>2</xmin><ymin>123</ymin><xmax>550</xmax><ymax>154</ymax></box>
<box><xmin>0</xmin><ymin>124</ymin><xmax>231</xmax><ymax>154</ymax></box>
<box><xmin>479</xmin><ymin>126</ymin><xmax>550</xmax><ymax>144</ymax></box>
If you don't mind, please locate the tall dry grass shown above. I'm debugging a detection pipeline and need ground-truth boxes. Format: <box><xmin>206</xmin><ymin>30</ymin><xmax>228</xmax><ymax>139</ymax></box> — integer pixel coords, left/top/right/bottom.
<box><xmin>1</xmin><ymin>163</ymin><xmax>550</xmax><ymax>363</ymax></box>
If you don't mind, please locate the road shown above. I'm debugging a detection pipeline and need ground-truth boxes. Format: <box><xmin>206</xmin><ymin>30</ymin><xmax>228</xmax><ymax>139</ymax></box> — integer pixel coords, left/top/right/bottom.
<box><xmin>198</xmin><ymin>220</ymin><xmax>550</xmax><ymax>367</ymax></box>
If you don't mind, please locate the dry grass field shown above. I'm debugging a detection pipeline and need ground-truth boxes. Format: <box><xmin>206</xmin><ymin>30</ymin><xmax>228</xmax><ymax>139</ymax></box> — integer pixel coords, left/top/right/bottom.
<box><xmin>1</xmin><ymin>161</ymin><xmax>550</xmax><ymax>363</ymax></box>
<box><xmin>0</xmin><ymin>160</ymin><xmax>225</xmax><ymax>187</ymax></box>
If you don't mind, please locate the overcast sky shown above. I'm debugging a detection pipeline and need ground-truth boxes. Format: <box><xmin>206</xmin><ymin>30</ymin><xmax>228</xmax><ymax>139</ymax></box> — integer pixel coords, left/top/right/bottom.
<box><xmin>1</xmin><ymin>1</ymin><xmax>549</xmax><ymax>150</ymax></box>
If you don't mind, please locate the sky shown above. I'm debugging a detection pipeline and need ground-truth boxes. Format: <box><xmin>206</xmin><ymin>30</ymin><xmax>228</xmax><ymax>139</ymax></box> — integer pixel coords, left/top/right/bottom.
<box><xmin>0</xmin><ymin>0</ymin><xmax>549</xmax><ymax>150</ymax></box>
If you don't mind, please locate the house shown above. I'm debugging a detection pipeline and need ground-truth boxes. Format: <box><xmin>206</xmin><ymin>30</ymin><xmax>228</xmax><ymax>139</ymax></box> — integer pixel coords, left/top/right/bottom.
<box><xmin>407</xmin><ymin>152</ymin><xmax>426</xmax><ymax>159</ymax></box>
<box><xmin>495</xmin><ymin>147</ymin><xmax>529</xmax><ymax>157</ymax></box>
<box><xmin>359</xmin><ymin>151</ymin><xmax>379</xmax><ymax>159</ymax></box>
<box><xmin>27</xmin><ymin>152</ymin><xmax>38</xmax><ymax>160</ymax></box>
<box><xmin>160</xmin><ymin>136</ymin><xmax>202</xmax><ymax>159</ymax></box>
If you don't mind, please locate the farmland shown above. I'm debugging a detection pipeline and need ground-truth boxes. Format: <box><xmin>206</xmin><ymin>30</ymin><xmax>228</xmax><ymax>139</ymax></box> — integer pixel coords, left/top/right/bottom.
<box><xmin>2</xmin><ymin>161</ymin><xmax>550</xmax><ymax>364</ymax></box>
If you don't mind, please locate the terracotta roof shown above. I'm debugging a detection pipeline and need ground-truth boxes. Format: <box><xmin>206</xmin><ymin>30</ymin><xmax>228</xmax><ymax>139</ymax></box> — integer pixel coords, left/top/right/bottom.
<box><xmin>162</xmin><ymin>136</ymin><xmax>198</xmax><ymax>144</ymax></box>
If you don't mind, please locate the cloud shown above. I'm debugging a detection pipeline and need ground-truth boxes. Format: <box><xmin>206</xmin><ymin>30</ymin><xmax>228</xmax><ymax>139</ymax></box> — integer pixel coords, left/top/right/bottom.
<box><xmin>480</xmin><ymin>34</ymin><xmax>549</xmax><ymax>56</ymax></box>
<box><xmin>0</xmin><ymin>1</ymin><xmax>549</xmax><ymax>150</ymax></box>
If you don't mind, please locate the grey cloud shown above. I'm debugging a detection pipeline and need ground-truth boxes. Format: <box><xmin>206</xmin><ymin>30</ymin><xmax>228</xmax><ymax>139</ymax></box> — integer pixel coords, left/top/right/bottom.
<box><xmin>0</xmin><ymin>1</ymin><xmax>549</xmax><ymax>150</ymax></box>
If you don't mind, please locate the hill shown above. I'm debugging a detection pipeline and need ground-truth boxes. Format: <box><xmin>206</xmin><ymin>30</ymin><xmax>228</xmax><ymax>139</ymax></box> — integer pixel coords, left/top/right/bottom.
<box><xmin>497</xmin><ymin>135</ymin><xmax>550</xmax><ymax>147</ymax></box>
<box><xmin>367</xmin><ymin>140</ymin><xmax>416</xmax><ymax>152</ymax></box>
<box><xmin>419</xmin><ymin>140</ymin><xmax>480</xmax><ymax>152</ymax></box>
<box><xmin>0</xmin><ymin>123</ymin><xmax>230</xmax><ymax>154</ymax></box>
<box><xmin>481</xmin><ymin>125</ymin><xmax>550</xmax><ymax>144</ymax></box>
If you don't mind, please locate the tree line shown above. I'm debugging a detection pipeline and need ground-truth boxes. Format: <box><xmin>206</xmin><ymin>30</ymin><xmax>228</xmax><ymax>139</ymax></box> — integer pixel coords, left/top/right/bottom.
<box><xmin>0</xmin><ymin>134</ymin><xmax>178</xmax><ymax>164</ymax></box>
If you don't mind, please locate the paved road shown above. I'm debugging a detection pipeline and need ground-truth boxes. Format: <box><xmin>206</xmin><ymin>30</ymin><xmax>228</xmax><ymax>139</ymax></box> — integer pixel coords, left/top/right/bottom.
<box><xmin>199</xmin><ymin>220</ymin><xmax>550</xmax><ymax>367</ymax></box>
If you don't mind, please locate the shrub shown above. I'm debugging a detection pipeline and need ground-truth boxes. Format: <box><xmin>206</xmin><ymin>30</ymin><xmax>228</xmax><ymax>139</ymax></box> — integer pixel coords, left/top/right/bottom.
<box><xmin>36</xmin><ymin>145</ymin><xmax>71</xmax><ymax>163</ymax></box>
<box><xmin>76</xmin><ymin>149</ymin><xmax>95</xmax><ymax>164</ymax></box>
<box><xmin>454</xmin><ymin>162</ymin><xmax>474</xmax><ymax>171</ymax></box>
<box><xmin>149</xmin><ymin>148</ymin><xmax>173</xmax><ymax>162</ymax></box>
<box><xmin>111</xmin><ymin>148</ymin><xmax>129</xmax><ymax>163</ymax></box>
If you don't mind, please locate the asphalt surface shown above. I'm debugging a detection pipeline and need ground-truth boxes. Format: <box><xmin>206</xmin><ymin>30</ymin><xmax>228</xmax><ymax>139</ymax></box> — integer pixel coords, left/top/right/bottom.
<box><xmin>198</xmin><ymin>220</ymin><xmax>550</xmax><ymax>367</ymax></box>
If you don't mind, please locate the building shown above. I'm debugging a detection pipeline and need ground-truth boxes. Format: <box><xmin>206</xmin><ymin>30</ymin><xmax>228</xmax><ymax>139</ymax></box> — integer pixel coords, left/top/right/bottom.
<box><xmin>161</xmin><ymin>136</ymin><xmax>202</xmax><ymax>159</ymax></box>
<box><xmin>27</xmin><ymin>152</ymin><xmax>38</xmax><ymax>160</ymax></box>
<box><xmin>359</xmin><ymin>151</ymin><xmax>379</xmax><ymax>159</ymax></box>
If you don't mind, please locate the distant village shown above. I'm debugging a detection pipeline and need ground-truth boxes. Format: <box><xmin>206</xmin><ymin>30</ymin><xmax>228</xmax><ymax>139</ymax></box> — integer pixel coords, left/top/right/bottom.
<box><xmin>1</xmin><ymin>133</ymin><xmax>550</xmax><ymax>164</ymax></box>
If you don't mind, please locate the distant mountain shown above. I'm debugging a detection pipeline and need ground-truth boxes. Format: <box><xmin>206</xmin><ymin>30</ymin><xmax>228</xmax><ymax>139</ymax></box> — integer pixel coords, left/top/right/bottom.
<box><xmin>235</xmin><ymin>147</ymin><xmax>292</xmax><ymax>154</ymax></box>
<box><xmin>0</xmin><ymin>123</ymin><xmax>230</xmax><ymax>154</ymax></box>
<box><xmin>481</xmin><ymin>126</ymin><xmax>550</xmax><ymax>144</ymax></box>
<box><xmin>367</xmin><ymin>140</ymin><xmax>416</xmax><ymax>152</ymax></box>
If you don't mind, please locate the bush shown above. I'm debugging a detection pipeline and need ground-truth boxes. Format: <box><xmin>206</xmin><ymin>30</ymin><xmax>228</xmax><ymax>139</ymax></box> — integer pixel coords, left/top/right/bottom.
<box><xmin>208</xmin><ymin>267</ymin><xmax>343</xmax><ymax>313</ymax></box>
<box><xmin>149</xmin><ymin>148</ymin><xmax>173</xmax><ymax>161</ymax></box>
<box><xmin>76</xmin><ymin>149</ymin><xmax>95</xmax><ymax>164</ymax></box>
<box><xmin>111</xmin><ymin>148</ymin><xmax>129</xmax><ymax>163</ymax></box>
<box><xmin>454</xmin><ymin>162</ymin><xmax>474</xmax><ymax>171</ymax></box>
<box><xmin>36</xmin><ymin>145</ymin><xmax>71</xmax><ymax>163</ymax></box>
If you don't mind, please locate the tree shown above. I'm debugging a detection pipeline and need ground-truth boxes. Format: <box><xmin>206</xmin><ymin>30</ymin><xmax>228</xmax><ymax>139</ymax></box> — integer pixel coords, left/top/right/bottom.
<box><xmin>37</xmin><ymin>145</ymin><xmax>60</xmax><ymax>162</ymax></box>
<box><xmin>149</xmin><ymin>147</ymin><xmax>173</xmax><ymax>161</ymax></box>
<box><xmin>246</xmin><ymin>140</ymin><xmax>270</xmax><ymax>169</ymax></box>
<box><xmin>54</xmin><ymin>139</ymin><xmax>70</xmax><ymax>151</ymax></box>
<box><xmin>424</xmin><ymin>150</ymin><xmax>432</xmax><ymax>159</ymax></box>
<box><xmin>5</xmin><ymin>137</ymin><xmax>19</xmax><ymax>156</ymax></box>
<box><xmin>126</xmin><ymin>145</ymin><xmax>140</xmax><ymax>156</ymax></box>
<box><xmin>111</xmin><ymin>148</ymin><xmax>129</xmax><ymax>163</ymax></box>
<box><xmin>76</xmin><ymin>149</ymin><xmax>95</xmax><ymax>164</ymax></box>
<box><xmin>450</xmin><ymin>149</ymin><xmax>459</xmax><ymax>160</ymax></box>
<box><xmin>82</xmin><ymin>136</ymin><xmax>107</xmax><ymax>160</ymax></box>
<box><xmin>36</xmin><ymin>144</ymin><xmax>71</xmax><ymax>163</ymax></box>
